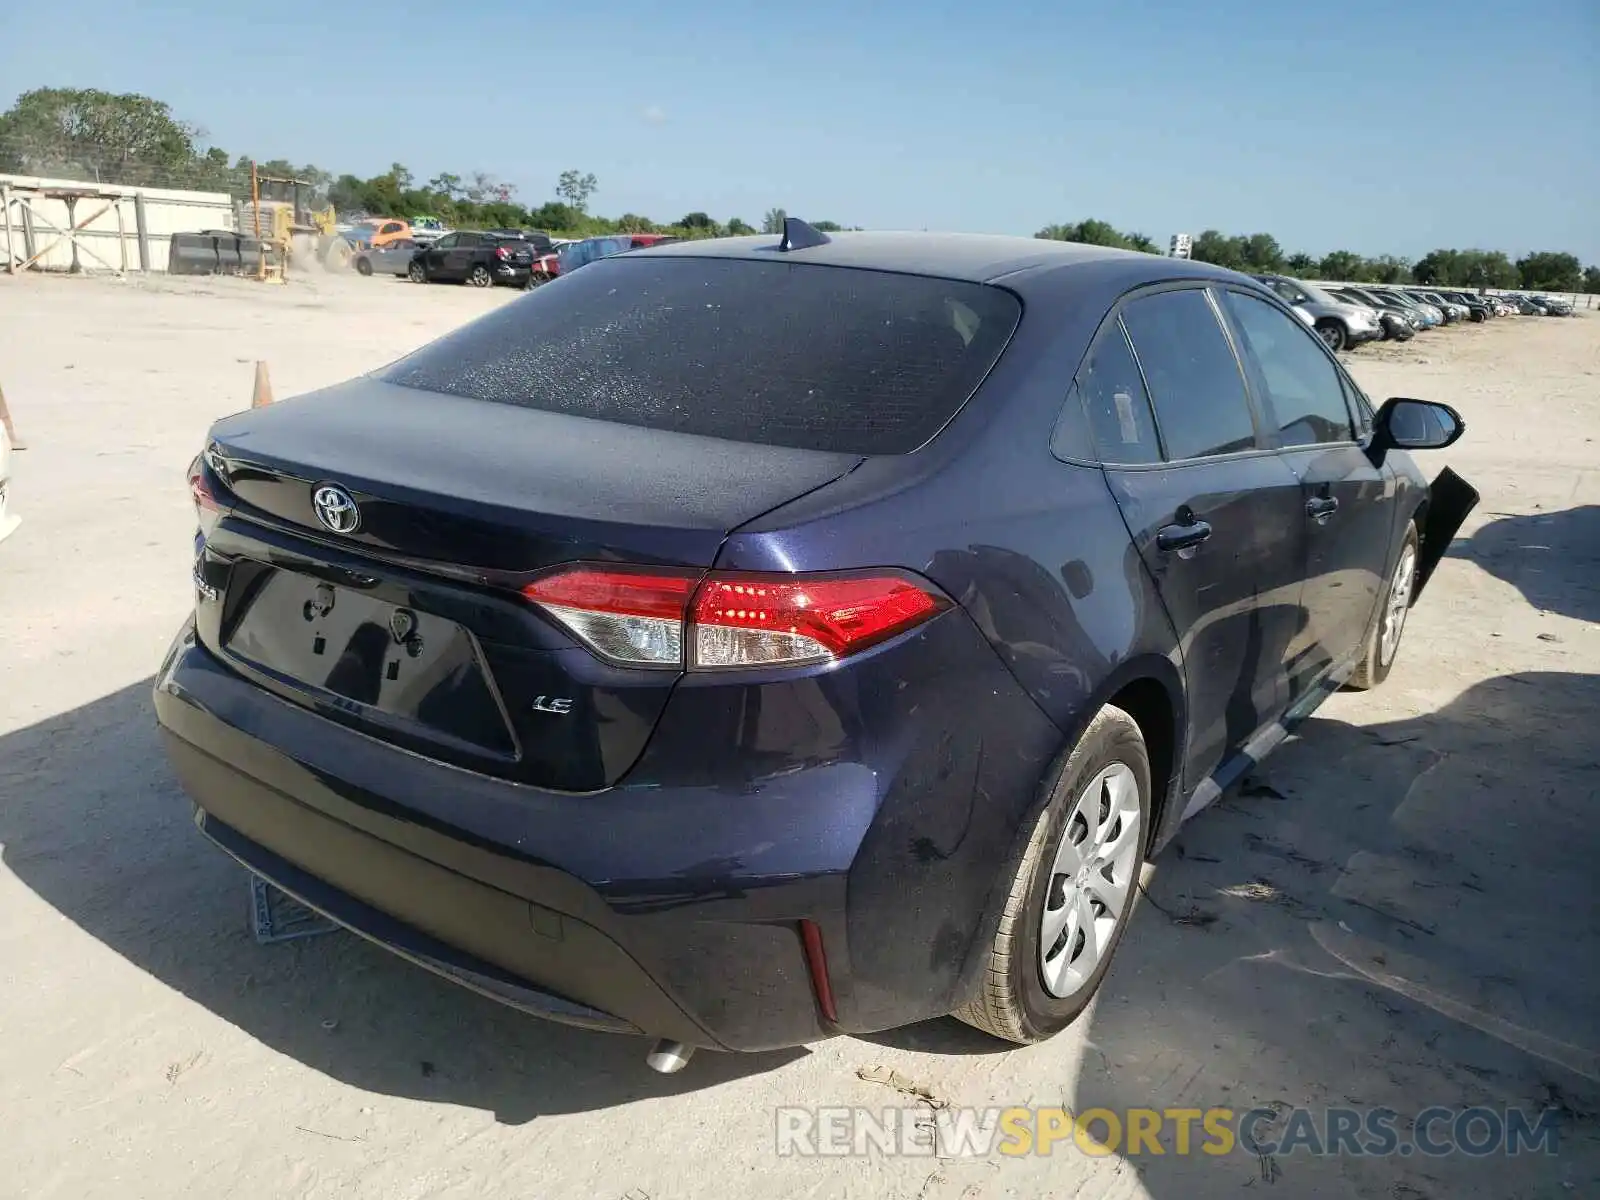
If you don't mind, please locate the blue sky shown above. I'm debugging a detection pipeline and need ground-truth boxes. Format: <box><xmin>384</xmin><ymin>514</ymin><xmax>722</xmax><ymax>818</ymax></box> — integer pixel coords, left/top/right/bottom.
<box><xmin>2</xmin><ymin>0</ymin><xmax>1595</xmax><ymax>261</ymax></box>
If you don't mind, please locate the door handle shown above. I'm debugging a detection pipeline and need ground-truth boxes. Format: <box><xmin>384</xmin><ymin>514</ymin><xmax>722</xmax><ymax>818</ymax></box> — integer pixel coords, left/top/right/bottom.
<box><xmin>1306</xmin><ymin>495</ymin><xmax>1340</xmax><ymax>523</ymax></box>
<box><xmin>1156</xmin><ymin>519</ymin><xmax>1213</xmax><ymax>553</ymax></box>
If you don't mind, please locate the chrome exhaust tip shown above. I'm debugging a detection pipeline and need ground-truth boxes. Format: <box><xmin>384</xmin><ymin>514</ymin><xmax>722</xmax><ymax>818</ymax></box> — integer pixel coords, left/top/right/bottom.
<box><xmin>645</xmin><ymin>1039</ymin><xmax>695</xmax><ymax>1074</ymax></box>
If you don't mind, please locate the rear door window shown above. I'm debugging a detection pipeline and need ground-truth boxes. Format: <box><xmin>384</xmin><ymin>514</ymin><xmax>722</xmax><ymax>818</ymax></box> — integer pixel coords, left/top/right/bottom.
<box><xmin>383</xmin><ymin>257</ymin><xmax>1022</xmax><ymax>455</ymax></box>
<box><xmin>1120</xmin><ymin>289</ymin><xmax>1259</xmax><ymax>460</ymax></box>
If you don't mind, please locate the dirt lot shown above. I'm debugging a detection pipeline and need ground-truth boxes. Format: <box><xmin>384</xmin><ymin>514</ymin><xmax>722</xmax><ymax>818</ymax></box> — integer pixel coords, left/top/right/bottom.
<box><xmin>1</xmin><ymin>270</ymin><xmax>1596</xmax><ymax>1200</ymax></box>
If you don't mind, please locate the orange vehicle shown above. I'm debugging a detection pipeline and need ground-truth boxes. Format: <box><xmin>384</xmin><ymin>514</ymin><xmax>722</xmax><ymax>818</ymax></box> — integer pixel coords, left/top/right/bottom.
<box><xmin>343</xmin><ymin>218</ymin><xmax>413</xmax><ymax>250</ymax></box>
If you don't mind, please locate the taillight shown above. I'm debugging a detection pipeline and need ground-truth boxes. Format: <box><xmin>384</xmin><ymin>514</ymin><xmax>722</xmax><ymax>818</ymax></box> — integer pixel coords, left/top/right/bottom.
<box><xmin>521</xmin><ymin>566</ymin><xmax>947</xmax><ymax>670</ymax></box>
<box><xmin>189</xmin><ymin>455</ymin><xmax>222</xmax><ymax>539</ymax></box>
<box><xmin>690</xmin><ymin>573</ymin><xmax>944</xmax><ymax>668</ymax></box>
<box><xmin>523</xmin><ymin>567</ymin><xmax>697</xmax><ymax>667</ymax></box>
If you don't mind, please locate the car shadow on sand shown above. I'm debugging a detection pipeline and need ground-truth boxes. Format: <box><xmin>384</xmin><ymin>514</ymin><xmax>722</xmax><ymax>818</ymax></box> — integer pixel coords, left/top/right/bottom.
<box><xmin>866</xmin><ymin>671</ymin><xmax>1600</xmax><ymax>1196</ymax></box>
<box><xmin>1076</xmin><ymin>669</ymin><xmax>1600</xmax><ymax>1197</ymax></box>
<box><xmin>0</xmin><ymin>681</ymin><xmax>802</xmax><ymax>1126</ymax></box>
<box><xmin>1449</xmin><ymin>503</ymin><xmax>1600</xmax><ymax>624</ymax></box>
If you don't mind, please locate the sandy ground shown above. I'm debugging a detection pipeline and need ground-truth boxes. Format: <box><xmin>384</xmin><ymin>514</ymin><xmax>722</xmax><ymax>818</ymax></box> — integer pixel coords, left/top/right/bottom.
<box><xmin>0</xmin><ymin>269</ymin><xmax>1596</xmax><ymax>1200</ymax></box>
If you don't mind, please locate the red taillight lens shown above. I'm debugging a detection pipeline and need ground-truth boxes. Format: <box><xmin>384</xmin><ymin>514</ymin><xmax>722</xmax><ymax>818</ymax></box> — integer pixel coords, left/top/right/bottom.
<box><xmin>690</xmin><ymin>573</ymin><xmax>944</xmax><ymax>668</ymax></box>
<box><xmin>189</xmin><ymin>455</ymin><xmax>222</xmax><ymax>538</ymax></box>
<box><xmin>521</xmin><ymin>565</ymin><xmax>946</xmax><ymax>670</ymax></box>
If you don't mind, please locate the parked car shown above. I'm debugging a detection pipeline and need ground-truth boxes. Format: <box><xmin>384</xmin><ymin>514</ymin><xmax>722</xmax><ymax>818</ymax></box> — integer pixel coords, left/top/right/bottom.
<box><xmin>1369</xmin><ymin>288</ymin><xmax>1442</xmax><ymax>328</ymax></box>
<box><xmin>408</xmin><ymin>231</ymin><xmax>534</xmax><ymax>287</ymax></box>
<box><xmin>554</xmin><ymin>233</ymin><xmax>681</xmax><ymax>277</ymax></box>
<box><xmin>1406</xmin><ymin>290</ymin><xmax>1467</xmax><ymax>323</ymax></box>
<box><xmin>340</xmin><ymin>218</ymin><xmax>413</xmax><ymax>252</ymax></box>
<box><xmin>161</xmin><ymin>227</ymin><xmax>1477</xmax><ymax>1070</ymax></box>
<box><xmin>1508</xmin><ymin>295</ymin><xmax>1543</xmax><ymax>315</ymax></box>
<box><xmin>352</xmin><ymin>238</ymin><xmax>420</xmax><ymax>277</ymax></box>
<box><xmin>486</xmin><ymin>228</ymin><xmax>556</xmax><ymax>255</ymax></box>
<box><xmin>409</xmin><ymin>217</ymin><xmax>450</xmax><ymax>245</ymax></box>
<box><xmin>1252</xmin><ymin>274</ymin><xmax>1383</xmax><ymax>351</ymax></box>
<box><xmin>1328</xmin><ymin>286</ymin><xmax>1416</xmax><ymax>341</ymax></box>
<box><xmin>1534</xmin><ymin>294</ymin><xmax>1574</xmax><ymax>316</ymax></box>
<box><xmin>1437</xmin><ymin>291</ymin><xmax>1492</xmax><ymax>322</ymax></box>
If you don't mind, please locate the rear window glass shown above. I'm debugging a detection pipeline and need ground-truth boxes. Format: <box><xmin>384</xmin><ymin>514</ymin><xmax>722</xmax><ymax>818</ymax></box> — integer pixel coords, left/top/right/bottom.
<box><xmin>381</xmin><ymin>256</ymin><xmax>1021</xmax><ymax>454</ymax></box>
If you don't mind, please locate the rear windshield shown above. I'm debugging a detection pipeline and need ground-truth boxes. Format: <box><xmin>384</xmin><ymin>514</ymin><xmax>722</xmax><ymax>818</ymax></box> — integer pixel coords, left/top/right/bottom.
<box><xmin>381</xmin><ymin>256</ymin><xmax>1022</xmax><ymax>454</ymax></box>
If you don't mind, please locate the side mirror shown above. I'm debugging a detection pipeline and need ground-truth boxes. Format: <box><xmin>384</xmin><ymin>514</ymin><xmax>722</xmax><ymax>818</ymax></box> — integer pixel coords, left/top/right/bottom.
<box><xmin>1372</xmin><ymin>398</ymin><xmax>1464</xmax><ymax>451</ymax></box>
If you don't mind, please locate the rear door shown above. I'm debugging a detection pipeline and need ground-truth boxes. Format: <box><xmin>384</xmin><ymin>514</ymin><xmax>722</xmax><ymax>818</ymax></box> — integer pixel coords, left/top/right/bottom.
<box><xmin>1096</xmin><ymin>285</ymin><xmax>1308</xmax><ymax>789</ymax></box>
<box><xmin>1216</xmin><ymin>287</ymin><xmax>1395</xmax><ymax>697</ymax></box>
<box><xmin>422</xmin><ymin>232</ymin><xmax>456</xmax><ymax>274</ymax></box>
<box><xmin>442</xmin><ymin>232</ymin><xmax>478</xmax><ymax>279</ymax></box>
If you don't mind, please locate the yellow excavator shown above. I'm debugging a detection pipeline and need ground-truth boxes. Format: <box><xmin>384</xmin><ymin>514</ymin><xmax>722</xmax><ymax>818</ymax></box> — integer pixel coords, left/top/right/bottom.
<box><xmin>236</xmin><ymin>168</ymin><xmax>349</xmax><ymax>273</ymax></box>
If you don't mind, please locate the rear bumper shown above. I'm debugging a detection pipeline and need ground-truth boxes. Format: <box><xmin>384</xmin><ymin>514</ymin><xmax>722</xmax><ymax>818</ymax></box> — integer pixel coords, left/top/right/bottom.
<box><xmin>154</xmin><ymin>608</ymin><xmax>1062</xmax><ymax>1050</ymax></box>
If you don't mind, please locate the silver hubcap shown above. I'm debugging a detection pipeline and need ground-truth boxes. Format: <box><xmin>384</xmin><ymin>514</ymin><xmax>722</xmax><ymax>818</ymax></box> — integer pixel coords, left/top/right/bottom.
<box><xmin>1040</xmin><ymin>762</ymin><xmax>1142</xmax><ymax>999</ymax></box>
<box><xmin>1380</xmin><ymin>545</ymin><xmax>1416</xmax><ymax>665</ymax></box>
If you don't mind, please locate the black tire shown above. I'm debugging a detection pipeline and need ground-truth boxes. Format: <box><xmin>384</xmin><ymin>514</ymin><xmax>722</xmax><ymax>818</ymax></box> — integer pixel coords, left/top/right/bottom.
<box><xmin>355</xmin><ymin>257</ymin><xmax>373</xmax><ymax>276</ymax></box>
<box><xmin>524</xmin><ymin>270</ymin><xmax>550</xmax><ymax>291</ymax></box>
<box><xmin>1348</xmin><ymin>523</ymin><xmax>1419</xmax><ymax>691</ymax></box>
<box><xmin>954</xmin><ymin>705</ymin><xmax>1151</xmax><ymax>1044</ymax></box>
<box><xmin>408</xmin><ymin>261</ymin><xmax>427</xmax><ymax>284</ymax></box>
<box><xmin>1316</xmin><ymin>320</ymin><xmax>1348</xmax><ymax>352</ymax></box>
<box><xmin>467</xmin><ymin>264</ymin><xmax>492</xmax><ymax>288</ymax></box>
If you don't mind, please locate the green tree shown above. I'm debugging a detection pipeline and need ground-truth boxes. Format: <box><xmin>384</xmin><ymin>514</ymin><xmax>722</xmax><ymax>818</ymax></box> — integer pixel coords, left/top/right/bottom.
<box><xmin>1368</xmin><ymin>255</ymin><xmax>1412</xmax><ymax>284</ymax></box>
<box><xmin>1284</xmin><ymin>252</ymin><xmax>1317</xmax><ymax>276</ymax></box>
<box><xmin>1318</xmin><ymin>250</ymin><xmax>1365</xmax><ymax>280</ymax></box>
<box><xmin>0</xmin><ymin>87</ymin><xmax>201</xmax><ymax>182</ymax></box>
<box><xmin>762</xmin><ymin>207</ymin><xmax>788</xmax><ymax>234</ymax></box>
<box><xmin>556</xmin><ymin>170</ymin><xmax>598</xmax><ymax>212</ymax></box>
<box><xmin>1517</xmin><ymin>251</ymin><xmax>1582</xmax><ymax>291</ymax></box>
<box><xmin>1584</xmin><ymin>265</ymin><xmax>1600</xmax><ymax>294</ymax></box>
<box><xmin>726</xmin><ymin>216</ymin><xmax>755</xmax><ymax>235</ymax></box>
<box><xmin>679</xmin><ymin>211</ymin><xmax>715</xmax><ymax>230</ymax></box>
<box><xmin>1239</xmin><ymin>233</ymin><xmax>1284</xmax><ymax>273</ymax></box>
<box><xmin>1036</xmin><ymin>218</ymin><xmax>1130</xmax><ymax>248</ymax></box>
<box><xmin>1190</xmin><ymin>230</ymin><xmax>1246</xmax><ymax>271</ymax></box>
<box><xmin>1124</xmin><ymin>232</ymin><xmax>1157</xmax><ymax>254</ymax></box>
<box><xmin>811</xmin><ymin>219</ymin><xmax>844</xmax><ymax>232</ymax></box>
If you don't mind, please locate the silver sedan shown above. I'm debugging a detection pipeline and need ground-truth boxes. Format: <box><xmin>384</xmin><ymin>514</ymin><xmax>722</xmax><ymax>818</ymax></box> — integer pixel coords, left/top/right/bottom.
<box><xmin>352</xmin><ymin>239</ymin><xmax>419</xmax><ymax>278</ymax></box>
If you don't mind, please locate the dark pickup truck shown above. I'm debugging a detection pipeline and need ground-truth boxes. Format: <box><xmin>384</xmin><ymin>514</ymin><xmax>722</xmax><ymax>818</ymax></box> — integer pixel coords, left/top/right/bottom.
<box><xmin>408</xmin><ymin>232</ymin><xmax>534</xmax><ymax>287</ymax></box>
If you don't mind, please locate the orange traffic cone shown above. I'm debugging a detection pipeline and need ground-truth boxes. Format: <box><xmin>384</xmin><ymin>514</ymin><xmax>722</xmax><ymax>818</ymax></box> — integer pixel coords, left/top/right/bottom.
<box><xmin>0</xmin><ymin>381</ymin><xmax>24</xmax><ymax>449</ymax></box>
<box><xmin>251</xmin><ymin>361</ymin><xmax>273</xmax><ymax>409</ymax></box>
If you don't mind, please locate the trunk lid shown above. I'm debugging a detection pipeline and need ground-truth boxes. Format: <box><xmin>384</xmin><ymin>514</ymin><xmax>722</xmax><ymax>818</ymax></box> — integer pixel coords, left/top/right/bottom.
<box><xmin>196</xmin><ymin>377</ymin><xmax>861</xmax><ymax>791</ymax></box>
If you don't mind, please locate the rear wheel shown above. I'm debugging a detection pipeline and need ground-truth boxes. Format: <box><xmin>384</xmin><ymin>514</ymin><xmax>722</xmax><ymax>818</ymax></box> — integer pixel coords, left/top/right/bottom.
<box><xmin>954</xmin><ymin>705</ymin><xmax>1149</xmax><ymax>1044</ymax></box>
<box><xmin>355</xmin><ymin>257</ymin><xmax>373</xmax><ymax>277</ymax></box>
<box><xmin>1316</xmin><ymin>320</ymin><xmax>1347</xmax><ymax>352</ymax></box>
<box><xmin>408</xmin><ymin>261</ymin><xmax>427</xmax><ymax>284</ymax></box>
<box><xmin>1349</xmin><ymin>523</ymin><xmax>1418</xmax><ymax>690</ymax></box>
<box><xmin>524</xmin><ymin>270</ymin><xmax>551</xmax><ymax>291</ymax></box>
<box><xmin>467</xmin><ymin>264</ymin><xmax>492</xmax><ymax>288</ymax></box>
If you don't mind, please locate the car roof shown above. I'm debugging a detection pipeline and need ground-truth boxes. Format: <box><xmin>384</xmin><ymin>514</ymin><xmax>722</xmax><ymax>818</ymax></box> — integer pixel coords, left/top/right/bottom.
<box><xmin>632</xmin><ymin>230</ymin><xmax>1245</xmax><ymax>291</ymax></box>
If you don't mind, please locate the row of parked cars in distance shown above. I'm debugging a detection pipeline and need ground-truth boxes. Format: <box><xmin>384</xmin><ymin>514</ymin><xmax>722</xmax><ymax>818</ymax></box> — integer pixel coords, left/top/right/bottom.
<box><xmin>1251</xmin><ymin>273</ymin><xmax>1575</xmax><ymax>351</ymax></box>
<box><xmin>350</xmin><ymin>228</ymin><xmax>680</xmax><ymax>288</ymax></box>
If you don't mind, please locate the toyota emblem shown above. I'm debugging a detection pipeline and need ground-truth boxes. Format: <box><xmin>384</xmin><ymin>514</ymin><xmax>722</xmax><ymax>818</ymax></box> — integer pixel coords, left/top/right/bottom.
<box><xmin>312</xmin><ymin>484</ymin><xmax>361</xmax><ymax>535</ymax></box>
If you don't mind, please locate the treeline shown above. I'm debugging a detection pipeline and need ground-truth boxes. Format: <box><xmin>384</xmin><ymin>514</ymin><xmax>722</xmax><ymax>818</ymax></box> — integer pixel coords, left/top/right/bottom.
<box><xmin>1037</xmin><ymin>219</ymin><xmax>1597</xmax><ymax>294</ymax></box>
<box><xmin>3</xmin><ymin>89</ymin><xmax>1593</xmax><ymax>290</ymax></box>
<box><xmin>0</xmin><ymin>89</ymin><xmax>843</xmax><ymax>242</ymax></box>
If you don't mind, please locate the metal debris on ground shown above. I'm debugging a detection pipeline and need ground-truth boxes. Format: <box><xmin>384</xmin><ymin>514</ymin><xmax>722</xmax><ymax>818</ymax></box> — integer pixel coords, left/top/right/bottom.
<box><xmin>856</xmin><ymin>1064</ymin><xmax>949</xmax><ymax>1109</ymax></box>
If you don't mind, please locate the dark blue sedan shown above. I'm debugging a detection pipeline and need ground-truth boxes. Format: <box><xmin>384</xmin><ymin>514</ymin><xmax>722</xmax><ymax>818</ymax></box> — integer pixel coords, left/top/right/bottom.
<box><xmin>159</xmin><ymin>223</ymin><xmax>1476</xmax><ymax>1069</ymax></box>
